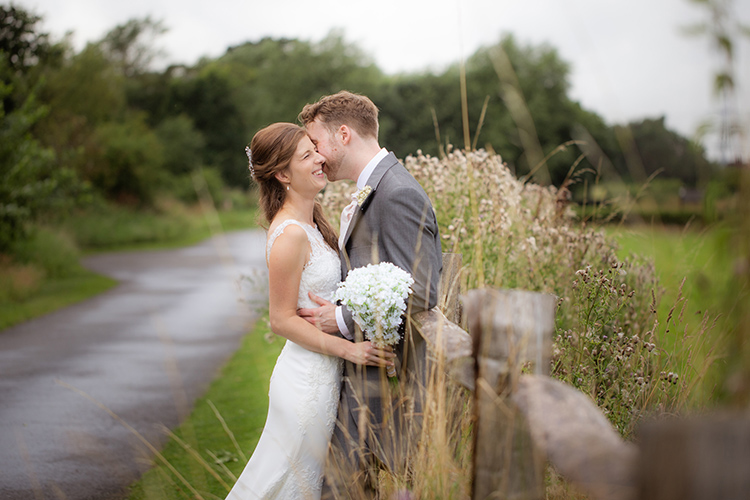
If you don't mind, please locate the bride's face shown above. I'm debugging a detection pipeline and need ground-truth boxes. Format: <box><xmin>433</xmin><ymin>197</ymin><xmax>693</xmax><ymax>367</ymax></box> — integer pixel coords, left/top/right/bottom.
<box><xmin>286</xmin><ymin>135</ymin><xmax>327</xmax><ymax>196</ymax></box>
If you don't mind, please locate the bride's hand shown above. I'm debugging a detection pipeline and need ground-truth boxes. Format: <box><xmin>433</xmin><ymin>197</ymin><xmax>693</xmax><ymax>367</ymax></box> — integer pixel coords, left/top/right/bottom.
<box><xmin>346</xmin><ymin>341</ymin><xmax>395</xmax><ymax>367</ymax></box>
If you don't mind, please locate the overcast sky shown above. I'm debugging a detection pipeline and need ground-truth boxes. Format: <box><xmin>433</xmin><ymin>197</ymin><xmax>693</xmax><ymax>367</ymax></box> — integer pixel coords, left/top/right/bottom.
<box><xmin>14</xmin><ymin>0</ymin><xmax>750</xmax><ymax>161</ymax></box>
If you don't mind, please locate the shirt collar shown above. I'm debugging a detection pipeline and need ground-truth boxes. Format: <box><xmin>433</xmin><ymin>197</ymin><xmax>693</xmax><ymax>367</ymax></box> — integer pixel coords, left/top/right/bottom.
<box><xmin>356</xmin><ymin>148</ymin><xmax>388</xmax><ymax>189</ymax></box>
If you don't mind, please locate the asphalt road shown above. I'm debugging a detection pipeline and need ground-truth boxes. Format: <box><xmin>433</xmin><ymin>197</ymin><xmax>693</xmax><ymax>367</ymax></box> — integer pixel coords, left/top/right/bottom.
<box><xmin>0</xmin><ymin>229</ymin><xmax>268</xmax><ymax>500</ymax></box>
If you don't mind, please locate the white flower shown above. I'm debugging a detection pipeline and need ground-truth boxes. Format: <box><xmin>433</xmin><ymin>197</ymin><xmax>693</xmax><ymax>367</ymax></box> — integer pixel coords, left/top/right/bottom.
<box><xmin>526</xmin><ymin>236</ymin><xmax>537</xmax><ymax>252</ymax></box>
<box><xmin>334</xmin><ymin>262</ymin><xmax>414</xmax><ymax>349</ymax></box>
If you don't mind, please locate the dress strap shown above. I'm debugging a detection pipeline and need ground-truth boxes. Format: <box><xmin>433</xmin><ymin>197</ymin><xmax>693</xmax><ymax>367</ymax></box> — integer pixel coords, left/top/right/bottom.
<box><xmin>266</xmin><ymin>219</ymin><xmax>311</xmax><ymax>263</ymax></box>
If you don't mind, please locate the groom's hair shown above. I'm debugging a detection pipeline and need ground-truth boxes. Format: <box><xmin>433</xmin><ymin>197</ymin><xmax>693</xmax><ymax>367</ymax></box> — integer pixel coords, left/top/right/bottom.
<box><xmin>299</xmin><ymin>90</ymin><xmax>379</xmax><ymax>140</ymax></box>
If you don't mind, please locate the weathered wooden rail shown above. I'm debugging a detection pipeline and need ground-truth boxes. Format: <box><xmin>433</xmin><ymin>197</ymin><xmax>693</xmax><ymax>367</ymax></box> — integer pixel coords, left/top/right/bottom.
<box><xmin>412</xmin><ymin>293</ymin><xmax>636</xmax><ymax>499</ymax></box>
<box><xmin>409</xmin><ymin>254</ymin><xmax>750</xmax><ymax>500</ymax></box>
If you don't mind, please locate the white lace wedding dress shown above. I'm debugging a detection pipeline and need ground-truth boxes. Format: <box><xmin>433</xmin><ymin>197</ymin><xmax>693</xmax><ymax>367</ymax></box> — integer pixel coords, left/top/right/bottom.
<box><xmin>226</xmin><ymin>220</ymin><xmax>343</xmax><ymax>500</ymax></box>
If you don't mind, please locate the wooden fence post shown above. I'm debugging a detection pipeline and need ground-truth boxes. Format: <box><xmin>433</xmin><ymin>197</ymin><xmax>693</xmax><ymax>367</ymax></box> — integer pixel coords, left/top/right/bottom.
<box><xmin>638</xmin><ymin>414</ymin><xmax>750</xmax><ymax>500</ymax></box>
<box><xmin>462</xmin><ymin>288</ymin><xmax>556</xmax><ymax>500</ymax></box>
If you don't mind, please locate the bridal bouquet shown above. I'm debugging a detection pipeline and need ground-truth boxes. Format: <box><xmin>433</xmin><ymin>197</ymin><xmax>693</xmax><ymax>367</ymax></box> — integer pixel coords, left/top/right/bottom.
<box><xmin>334</xmin><ymin>262</ymin><xmax>414</xmax><ymax>377</ymax></box>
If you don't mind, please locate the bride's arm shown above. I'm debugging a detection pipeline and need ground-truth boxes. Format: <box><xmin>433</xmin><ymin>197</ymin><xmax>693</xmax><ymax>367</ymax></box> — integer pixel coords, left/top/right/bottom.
<box><xmin>267</xmin><ymin>225</ymin><xmax>393</xmax><ymax>367</ymax></box>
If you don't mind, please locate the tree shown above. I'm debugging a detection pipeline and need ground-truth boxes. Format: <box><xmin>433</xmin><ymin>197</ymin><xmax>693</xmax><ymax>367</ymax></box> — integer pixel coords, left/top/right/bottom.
<box><xmin>143</xmin><ymin>33</ymin><xmax>384</xmax><ymax>188</ymax></box>
<box><xmin>98</xmin><ymin>17</ymin><xmax>166</xmax><ymax>78</ymax></box>
<box><xmin>0</xmin><ymin>4</ymin><xmax>58</xmax><ymax>71</ymax></box>
<box><xmin>377</xmin><ymin>71</ymin><xmax>460</xmax><ymax>159</ymax></box>
<box><xmin>0</xmin><ymin>4</ymin><xmax>62</xmax><ymax>112</ymax></box>
<box><xmin>165</xmin><ymin>68</ymin><xmax>246</xmax><ymax>187</ymax></box>
<box><xmin>0</xmin><ymin>5</ymin><xmax>84</xmax><ymax>251</ymax></box>
<box><xmin>87</xmin><ymin>114</ymin><xmax>164</xmax><ymax>205</ymax></box>
<box><xmin>217</xmin><ymin>33</ymin><xmax>382</xmax><ymax>128</ymax></box>
<box><xmin>155</xmin><ymin>114</ymin><xmax>204</xmax><ymax>175</ymax></box>
<box><xmin>0</xmin><ymin>59</ymin><xmax>80</xmax><ymax>251</ymax></box>
<box><xmin>35</xmin><ymin>44</ymin><xmax>127</xmax><ymax>187</ymax></box>
<box><xmin>41</xmin><ymin>45</ymin><xmax>125</xmax><ymax>126</ymax></box>
<box><xmin>377</xmin><ymin>35</ymin><xmax>610</xmax><ymax>186</ymax></box>
<box><xmin>615</xmin><ymin>117</ymin><xmax>715</xmax><ymax>187</ymax></box>
<box><xmin>33</xmin><ymin>18</ymin><xmax>177</xmax><ymax>205</ymax></box>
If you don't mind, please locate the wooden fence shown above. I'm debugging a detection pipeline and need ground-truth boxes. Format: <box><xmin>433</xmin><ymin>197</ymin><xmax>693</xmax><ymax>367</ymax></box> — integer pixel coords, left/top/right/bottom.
<box><xmin>409</xmin><ymin>254</ymin><xmax>750</xmax><ymax>500</ymax></box>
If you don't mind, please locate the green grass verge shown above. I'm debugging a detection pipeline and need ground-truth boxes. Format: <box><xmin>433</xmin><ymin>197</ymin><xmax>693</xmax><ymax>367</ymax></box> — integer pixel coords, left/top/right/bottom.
<box><xmin>0</xmin><ymin>269</ymin><xmax>117</xmax><ymax>331</ymax></box>
<box><xmin>127</xmin><ymin>316</ymin><xmax>282</xmax><ymax>500</ymax></box>
<box><xmin>76</xmin><ymin>207</ymin><xmax>259</xmax><ymax>254</ymax></box>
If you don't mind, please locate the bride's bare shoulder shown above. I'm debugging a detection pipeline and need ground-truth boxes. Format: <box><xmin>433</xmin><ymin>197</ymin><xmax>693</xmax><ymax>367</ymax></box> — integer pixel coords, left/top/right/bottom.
<box><xmin>267</xmin><ymin>219</ymin><xmax>310</xmax><ymax>266</ymax></box>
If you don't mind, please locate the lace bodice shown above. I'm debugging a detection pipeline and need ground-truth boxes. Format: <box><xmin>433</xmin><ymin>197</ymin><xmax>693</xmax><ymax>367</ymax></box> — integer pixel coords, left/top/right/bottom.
<box><xmin>266</xmin><ymin>220</ymin><xmax>341</xmax><ymax>309</ymax></box>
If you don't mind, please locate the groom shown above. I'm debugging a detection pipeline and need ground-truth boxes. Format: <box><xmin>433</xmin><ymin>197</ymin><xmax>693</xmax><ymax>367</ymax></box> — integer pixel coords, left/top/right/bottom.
<box><xmin>297</xmin><ymin>91</ymin><xmax>442</xmax><ymax>495</ymax></box>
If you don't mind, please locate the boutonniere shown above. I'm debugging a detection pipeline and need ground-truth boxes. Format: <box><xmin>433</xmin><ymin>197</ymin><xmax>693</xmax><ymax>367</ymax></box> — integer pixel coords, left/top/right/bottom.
<box><xmin>353</xmin><ymin>185</ymin><xmax>373</xmax><ymax>207</ymax></box>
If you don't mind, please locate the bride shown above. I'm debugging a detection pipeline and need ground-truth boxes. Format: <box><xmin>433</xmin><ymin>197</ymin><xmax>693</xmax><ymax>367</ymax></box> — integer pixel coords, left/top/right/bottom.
<box><xmin>226</xmin><ymin>123</ymin><xmax>394</xmax><ymax>500</ymax></box>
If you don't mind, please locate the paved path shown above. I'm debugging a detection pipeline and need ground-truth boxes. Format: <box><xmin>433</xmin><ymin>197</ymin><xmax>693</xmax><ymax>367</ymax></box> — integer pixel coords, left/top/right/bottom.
<box><xmin>0</xmin><ymin>230</ymin><xmax>268</xmax><ymax>500</ymax></box>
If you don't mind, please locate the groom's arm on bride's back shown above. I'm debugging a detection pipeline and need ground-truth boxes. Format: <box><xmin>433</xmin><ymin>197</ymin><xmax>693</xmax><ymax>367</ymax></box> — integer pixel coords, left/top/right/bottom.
<box><xmin>297</xmin><ymin>292</ymin><xmax>341</xmax><ymax>335</ymax></box>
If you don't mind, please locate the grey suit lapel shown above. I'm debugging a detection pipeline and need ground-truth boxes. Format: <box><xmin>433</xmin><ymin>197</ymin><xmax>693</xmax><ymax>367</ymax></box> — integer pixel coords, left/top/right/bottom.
<box><xmin>341</xmin><ymin>153</ymin><xmax>398</xmax><ymax>248</ymax></box>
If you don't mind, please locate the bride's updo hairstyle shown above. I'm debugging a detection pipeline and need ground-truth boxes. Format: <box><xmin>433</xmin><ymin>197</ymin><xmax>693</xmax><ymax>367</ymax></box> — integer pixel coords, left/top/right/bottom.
<box><xmin>248</xmin><ymin>122</ymin><xmax>338</xmax><ymax>251</ymax></box>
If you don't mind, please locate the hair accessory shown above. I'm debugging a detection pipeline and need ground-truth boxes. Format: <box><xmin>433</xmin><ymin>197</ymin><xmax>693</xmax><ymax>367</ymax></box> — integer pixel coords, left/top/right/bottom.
<box><xmin>245</xmin><ymin>146</ymin><xmax>255</xmax><ymax>178</ymax></box>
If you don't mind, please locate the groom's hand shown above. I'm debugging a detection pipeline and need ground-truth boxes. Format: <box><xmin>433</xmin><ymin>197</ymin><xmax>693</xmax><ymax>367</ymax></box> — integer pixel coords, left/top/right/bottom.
<box><xmin>297</xmin><ymin>292</ymin><xmax>339</xmax><ymax>334</ymax></box>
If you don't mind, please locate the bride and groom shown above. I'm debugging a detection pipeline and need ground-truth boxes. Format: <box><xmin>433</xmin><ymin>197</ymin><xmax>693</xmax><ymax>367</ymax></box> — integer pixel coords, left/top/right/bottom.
<box><xmin>226</xmin><ymin>91</ymin><xmax>442</xmax><ymax>499</ymax></box>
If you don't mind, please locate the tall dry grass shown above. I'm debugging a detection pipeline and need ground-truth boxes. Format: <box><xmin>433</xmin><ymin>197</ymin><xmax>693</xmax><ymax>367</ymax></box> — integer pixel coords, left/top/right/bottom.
<box><xmin>320</xmin><ymin>146</ymin><xmax>713</xmax><ymax>443</ymax></box>
<box><xmin>320</xmin><ymin>352</ymin><xmax>474</xmax><ymax>500</ymax></box>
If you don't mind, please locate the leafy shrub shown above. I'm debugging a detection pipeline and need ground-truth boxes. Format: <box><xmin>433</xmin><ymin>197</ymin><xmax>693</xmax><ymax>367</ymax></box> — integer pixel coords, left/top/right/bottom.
<box><xmin>88</xmin><ymin>115</ymin><xmax>165</xmax><ymax>205</ymax></box>
<box><xmin>9</xmin><ymin>226</ymin><xmax>81</xmax><ymax>278</ymax></box>
<box><xmin>64</xmin><ymin>202</ymin><xmax>190</xmax><ymax>248</ymax></box>
<box><xmin>168</xmin><ymin>167</ymin><xmax>226</xmax><ymax>206</ymax></box>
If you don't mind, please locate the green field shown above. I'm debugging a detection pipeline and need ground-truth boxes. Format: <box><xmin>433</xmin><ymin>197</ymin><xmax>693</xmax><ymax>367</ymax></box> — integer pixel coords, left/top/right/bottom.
<box><xmin>608</xmin><ymin>222</ymin><xmax>735</xmax><ymax>405</ymax></box>
<box><xmin>609</xmin><ymin>222</ymin><xmax>733</xmax><ymax>320</ymax></box>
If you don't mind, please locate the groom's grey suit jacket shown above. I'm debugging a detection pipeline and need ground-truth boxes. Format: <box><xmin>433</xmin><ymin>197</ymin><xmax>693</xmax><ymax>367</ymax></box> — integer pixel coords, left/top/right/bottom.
<box><xmin>335</xmin><ymin>151</ymin><xmax>442</xmax><ymax>457</ymax></box>
<box><xmin>339</xmin><ymin>152</ymin><xmax>442</xmax><ymax>331</ymax></box>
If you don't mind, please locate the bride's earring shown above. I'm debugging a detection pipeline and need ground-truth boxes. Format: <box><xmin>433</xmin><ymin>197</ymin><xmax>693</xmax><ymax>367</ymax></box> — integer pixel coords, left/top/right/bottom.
<box><xmin>286</xmin><ymin>185</ymin><xmax>290</xmax><ymax>191</ymax></box>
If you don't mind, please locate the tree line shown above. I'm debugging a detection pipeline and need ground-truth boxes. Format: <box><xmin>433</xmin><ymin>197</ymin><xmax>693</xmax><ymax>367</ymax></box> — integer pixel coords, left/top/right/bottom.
<box><xmin>1</xmin><ymin>5</ymin><xmax>716</xmax><ymax>251</ymax></box>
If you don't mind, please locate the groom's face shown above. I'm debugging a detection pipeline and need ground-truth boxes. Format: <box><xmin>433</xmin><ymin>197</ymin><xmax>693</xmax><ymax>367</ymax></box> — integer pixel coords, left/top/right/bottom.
<box><xmin>306</xmin><ymin>118</ymin><xmax>343</xmax><ymax>181</ymax></box>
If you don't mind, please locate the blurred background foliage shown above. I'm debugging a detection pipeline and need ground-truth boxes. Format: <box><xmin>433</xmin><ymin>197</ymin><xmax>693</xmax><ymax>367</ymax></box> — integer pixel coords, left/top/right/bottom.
<box><xmin>1</xmin><ymin>5</ymin><xmax>727</xmax><ymax>236</ymax></box>
<box><xmin>0</xmin><ymin>3</ymin><xmax>743</xmax><ymax>333</ymax></box>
